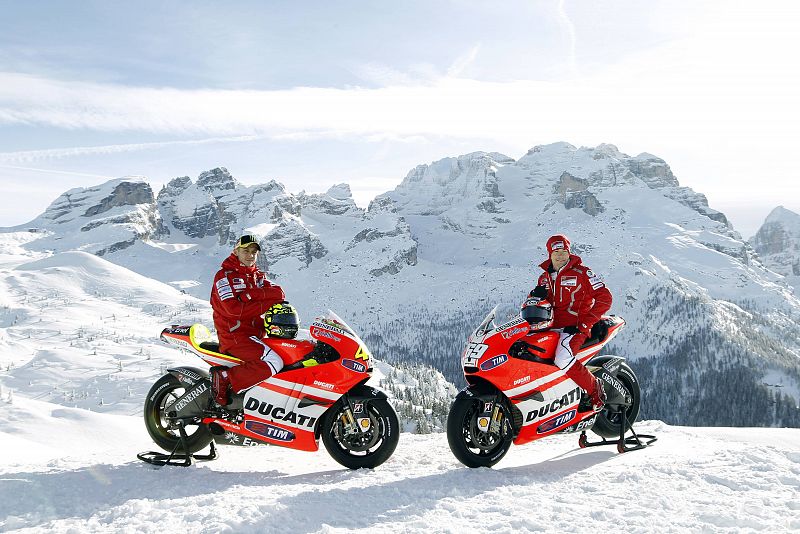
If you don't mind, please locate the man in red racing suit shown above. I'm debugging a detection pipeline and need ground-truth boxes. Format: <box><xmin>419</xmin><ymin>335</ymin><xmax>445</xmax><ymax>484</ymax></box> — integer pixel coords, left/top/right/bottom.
<box><xmin>532</xmin><ymin>234</ymin><xmax>612</xmax><ymax>411</ymax></box>
<box><xmin>209</xmin><ymin>235</ymin><xmax>285</xmax><ymax>406</ymax></box>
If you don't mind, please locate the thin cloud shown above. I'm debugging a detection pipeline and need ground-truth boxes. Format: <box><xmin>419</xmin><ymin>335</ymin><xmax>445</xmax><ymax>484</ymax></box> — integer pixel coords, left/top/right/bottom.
<box><xmin>0</xmin><ymin>135</ymin><xmax>260</xmax><ymax>164</ymax></box>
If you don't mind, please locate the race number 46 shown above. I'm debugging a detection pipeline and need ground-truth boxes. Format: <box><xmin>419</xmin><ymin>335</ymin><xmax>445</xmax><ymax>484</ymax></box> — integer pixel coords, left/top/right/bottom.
<box><xmin>462</xmin><ymin>342</ymin><xmax>488</xmax><ymax>367</ymax></box>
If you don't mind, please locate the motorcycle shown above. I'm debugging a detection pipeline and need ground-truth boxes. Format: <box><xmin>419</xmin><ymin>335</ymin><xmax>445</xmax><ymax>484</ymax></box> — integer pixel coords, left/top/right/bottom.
<box><xmin>446</xmin><ymin>305</ymin><xmax>655</xmax><ymax>468</ymax></box>
<box><xmin>138</xmin><ymin>310</ymin><xmax>399</xmax><ymax>469</ymax></box>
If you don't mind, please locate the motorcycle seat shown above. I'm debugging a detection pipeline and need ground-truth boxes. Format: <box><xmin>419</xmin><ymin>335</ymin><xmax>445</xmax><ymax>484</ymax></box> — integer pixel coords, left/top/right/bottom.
<box><xmin>199</xmin><ymin>341</ymin><xmax>222</xmax><ymax>353</ymax></box>
<box><xmin>578</xmin><ymin>317</ymin><xmax>614</xmax><ymax>349</ymax></box>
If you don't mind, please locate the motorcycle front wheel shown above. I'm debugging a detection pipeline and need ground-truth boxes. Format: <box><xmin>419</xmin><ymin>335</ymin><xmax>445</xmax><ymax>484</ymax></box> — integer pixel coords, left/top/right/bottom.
<box><xmin>447</xmin><ymin>395</ymin><xmax>513</xmax><ymax>468</ymax></box>
<box><xmin>321</xmin><ymin>397</ymin><xmax>399</xmax><ymax>469</ymax></box>
<box><xmin>143</xmin><ymin>373</ymin><xmax>213</xmax><ymax>453</ymax></box>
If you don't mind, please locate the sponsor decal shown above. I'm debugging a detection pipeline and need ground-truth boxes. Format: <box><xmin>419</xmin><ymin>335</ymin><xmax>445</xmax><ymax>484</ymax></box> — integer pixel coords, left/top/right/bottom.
<box><xmin>586</xmin><ymin>269</ymin><xmax>605</xmax><ymax>290</ymax></box>
<box><xmin>281</xmin><ymin>342</ymin><xmax>296</xmax><ymax>348</ymax></box>
<box><xmin>483</xmin><ymin>402</ymin><xmax>493</xmax><ymax>412</ymax></box>
<box><xmin>214</xmin><ymin>420</ymin><xmax>240</xmax><ymax>431</ymax></box>
<box><xmin>215</xmin><ymin>279</ymin><xmax>234</xmax><ymax>300</ymax></box>
<box><xmin>312</xmin><ymin>321</ymin><xmax>350</xmax><ymax>337</ymax></box>
<box><xmin>537</xmin><ymin>409</ymin><xmax>577</xmax><ymax>434</ymax></box>
<box><xmin>501</xmin><ymin>327</ymin><xmax>528</xmax><ymax>340</ymax></box>
<box><xmin>462</xmin><ymin>342</ymin><xmax>488</xmax><ymax>367</ymax></box>
<box><xmin>313</xmin><ymin>329</ymin><xmax>342</xmax><ymax>343</ymax></box>
<box><xmin>560</xmin><ymin>414</ymin><xmax>598</xmax><ymax>434</ymax></box>
<box><xmin>561</xmin><ymin>276</ymin><xmax>577</xmax><ymax>287</ymax></box>
<box><xmin>353</xmin><ymin>403</ymin><xmax>364</xmax><ymax>414</ymax></box>
<box><xmin>245</xmin><ymin>420</ymin><xmax>296</xmax><ymax>442</ymax></box>
<box><xmin>513</xmin><ymin>375</ymin><xmax>531</xmax><ymax>386</ymax></box>
<box><xmin>313</xmin><ymin>380</ymin><xmax>335</xmax><ymax>390</ymax></box>
<box><xmin>244</xmin><ymin>398</ymin><xmax>318</xmax><ymax>428</ymax></box>
<box><xmin>495</xmin><ymin>317</ymin><xmax>526</xmax><ymax>332</ymax></box>
<box><xmin>167</xmin><ymin>338</ymin><xmax>191</xmax><ymax>350</ymax></box>
<box><xmin>174</xmin><ymin>368</ymin><xmax>201</xmax><ymax>385</ymax></box>
<box><xmin>341</xmin><ymin>359</ymin><xmax>367</xmax><ymax>373</ymax></box>
<box><xmin>149</xmin><ymin>382</ymin><xmax>170</xmax><ymax>402</ymax></box>
<box><xmin>602</xmin><ymin>372</ymin><xmax>628</xmax><ymax>398</ymax></box>
<box><xmin>170</xmin><ymin>326</ymin><xmax>191</xmax><ymax>336</ymax></box>
<box><xmin>480</xmin><ymin>354</ymin><xmax>509</xmax><ymax>371</ymax></box>
<box><xmin>525</xmin><ymin>387</ymin><xmax>582</xmax><ymax>422</ymax></box>
<box><xmin>550</xmin><ymin>241</ymin><xmax>565</xmax><ymax>250</ymax></box>
<box><xmin>174</xmin><ymin>383</ymin><xmax>208</xmax><ymax>412</ymax></box>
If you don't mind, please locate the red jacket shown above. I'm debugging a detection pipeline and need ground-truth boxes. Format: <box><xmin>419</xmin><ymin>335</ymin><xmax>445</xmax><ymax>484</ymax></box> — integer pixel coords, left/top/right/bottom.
<box><xmin>210</xmin><ymin>254</ymin><xmax>285</xmax><ymax>352</ymax></box>
<box><xmin>536</xmin><ymin>254</ymin><xmax>612</xmax><ymax>335</ymax></box>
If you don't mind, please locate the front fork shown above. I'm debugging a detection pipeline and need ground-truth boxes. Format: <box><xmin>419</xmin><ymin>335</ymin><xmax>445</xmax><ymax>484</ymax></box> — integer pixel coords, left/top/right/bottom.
<box><xmin>338</xmin><ymin>395</ymin><xmax>373</xmax><ymax>436</ymax></box>
<box><xmin>475</xmin><ymin>393</ymin><xmax>506</xmax><ymax>435</ymax></box>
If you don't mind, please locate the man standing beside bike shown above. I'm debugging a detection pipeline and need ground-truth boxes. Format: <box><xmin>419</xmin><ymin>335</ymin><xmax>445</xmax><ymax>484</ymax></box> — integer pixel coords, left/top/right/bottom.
<box><xmin>530</xmin><ymin>234</ymin><xmax>612</xmax><ymax>412</ymax></box>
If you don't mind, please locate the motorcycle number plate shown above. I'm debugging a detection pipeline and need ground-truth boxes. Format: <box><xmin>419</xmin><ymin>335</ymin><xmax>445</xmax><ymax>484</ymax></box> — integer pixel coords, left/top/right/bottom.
<box><xmin>462</xmin><ymin>342</ymin><xmax>488</xmax><ymax>367</ymax></box>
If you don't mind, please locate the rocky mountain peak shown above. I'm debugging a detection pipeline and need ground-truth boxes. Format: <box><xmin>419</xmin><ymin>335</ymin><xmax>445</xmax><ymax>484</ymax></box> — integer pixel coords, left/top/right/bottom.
<box><xmin>627</xmin><ymin>153</ymin><xmax>680</xmax><ymax>189</ymax></box>
<box><xmin>765</xmin><ymin>205</ymin><xmax>800</xmax><ymax>227</ymax></box>
<box><xmin>196</xmin><ymin>167</ymin><xmax>239</xmax><ymax>198</ymax></box>
<box><xmin>326</xmin><ymin>183</ymin><xmax>352</xmax><ymax>200</ymax></box>
<box><xmin>159</xmin><ymin>176</ymin><xmax>192</xmax><ymax>198</ymax></box>
<box><xmin>751</xmin><ymin>206</ymin><xmax>800</xmax><ymax>278</ymax></box>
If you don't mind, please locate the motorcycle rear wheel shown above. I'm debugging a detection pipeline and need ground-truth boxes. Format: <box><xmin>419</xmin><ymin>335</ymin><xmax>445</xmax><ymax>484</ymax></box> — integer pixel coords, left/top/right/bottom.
<box><xmin>143</xmin><ymin>374</ymin><xmax>213</xmax><ymax>454</ymax></box>
<box><xmin>447</xmin><ymin>395</ymin><xmax>513</xmax><ymax>468</ymax></box>
<box><xmin>591</xmin><ymin>362</ymin><xmax>641</xmax><ymax>439</ymax></box>
<box><xmin>321</xmin><ymin>398</ymin><xmax>399</xmax><ymax>469</ymax></box>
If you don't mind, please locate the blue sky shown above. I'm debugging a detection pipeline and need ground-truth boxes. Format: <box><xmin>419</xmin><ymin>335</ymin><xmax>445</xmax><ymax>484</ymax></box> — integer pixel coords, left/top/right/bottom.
<box><xmin>1</xmin><ymin>0</ymin><xmax>799</xmax><ymax>238</ymax></box>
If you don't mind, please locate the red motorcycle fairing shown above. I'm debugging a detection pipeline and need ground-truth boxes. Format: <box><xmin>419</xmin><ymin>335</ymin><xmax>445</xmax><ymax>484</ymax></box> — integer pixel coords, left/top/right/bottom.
<box><xmin>462</xmin><ymin>311</ymin><xmax>624</xmax><ymax>446</ymax></box>
<box><xmin>160</xmin><ymin>316</ymin><xmax>373</xmax><ymax>452</ymax></box>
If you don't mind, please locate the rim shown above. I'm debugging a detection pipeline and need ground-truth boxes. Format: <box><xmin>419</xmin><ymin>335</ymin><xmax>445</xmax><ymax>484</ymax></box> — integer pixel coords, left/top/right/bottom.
<box><xmin>601</xmin><ymin>377</ymin><xmax>636</xmax><ymax>427</ymax></box>
<box><xmin>150</xmin><ymin>383</ymin><xmax>204</xmax><ymax>439</ymax></box>
<box><xmin>460</xmin><ymin>401</ymin><xmax>510</xmax><ymax>457</ymax></box>
<box><xmin>329</xmin><ymin>404</ymin><xmax>386</xmax><ymax>456</ymax></box>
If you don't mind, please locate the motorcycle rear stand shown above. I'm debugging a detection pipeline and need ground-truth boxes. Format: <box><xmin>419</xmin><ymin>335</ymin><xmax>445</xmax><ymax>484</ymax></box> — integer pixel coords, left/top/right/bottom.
<box><xmin>137</xmin><ymin>419</ymin><xmax>219</xmax><ymax>467</ymax></box>
<box><xmin>578</xmin><ymin>404</ymin><xmax>657</xmax><ymax>453</ymax></box>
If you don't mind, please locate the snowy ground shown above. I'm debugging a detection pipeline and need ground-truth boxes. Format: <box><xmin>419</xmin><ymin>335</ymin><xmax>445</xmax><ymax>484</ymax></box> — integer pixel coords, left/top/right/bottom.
<box><xmin>1</xmin><ymin>399</ymin><xmax>798</xmax><ymax>533</ymax></box>
<box><xmin>2</xmin><ymin>225</ymin><xmax>799</xmax><ymax>533</ymax></box>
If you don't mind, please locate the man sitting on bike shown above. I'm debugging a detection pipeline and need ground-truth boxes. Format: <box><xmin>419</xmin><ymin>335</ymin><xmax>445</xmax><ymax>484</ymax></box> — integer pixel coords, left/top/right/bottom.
<box><xmin>529</xmin><ymin>234</ymin><xmax>612</xmax><ymax>412</ymax></box>
<box><xmin>209</xmin><ymin>234</ymin><xmax>286</xmax><ymax>406</ymax></box>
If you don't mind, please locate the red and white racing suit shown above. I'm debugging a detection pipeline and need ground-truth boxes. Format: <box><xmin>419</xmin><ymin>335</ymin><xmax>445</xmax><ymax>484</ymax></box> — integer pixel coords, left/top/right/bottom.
<box><xmin>536</xmin><ymin>254</ymin><xmax>613</xmax><ymax>371</ymax></box>
<box><xmin>210</xmin><ymin>254</ymin><xmax>285</xmax><ymax>393</ymax></box>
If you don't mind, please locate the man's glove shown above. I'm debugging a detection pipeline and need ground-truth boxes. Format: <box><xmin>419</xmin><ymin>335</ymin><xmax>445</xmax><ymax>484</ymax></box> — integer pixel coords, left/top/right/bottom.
<box><xmin>562</xmin><ymin>325</ymin><xmax>581</xmax><ymax>335</ymax></box>
<box><xmin>528</xmin><ymin>285</ymin><xmax>548</xmax><ymax>299</ymax></box>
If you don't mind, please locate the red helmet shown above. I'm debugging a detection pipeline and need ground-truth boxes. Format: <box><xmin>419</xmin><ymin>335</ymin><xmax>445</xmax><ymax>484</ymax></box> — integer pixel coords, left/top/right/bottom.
<box><xmin>521</xmin><ymin>297</ymin><xmax>553</xmax><ymax>331</ymax></box>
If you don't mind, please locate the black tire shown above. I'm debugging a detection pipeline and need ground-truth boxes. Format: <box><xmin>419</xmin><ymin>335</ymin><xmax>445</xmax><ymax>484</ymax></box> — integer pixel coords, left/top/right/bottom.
<box><xmin>447</xmin><ymin>395</ymin><xmax>513</xmax><ymax>468</ymax></box>
<box><xmin>321</xmin><ymin>397</ymin><xmax>399</xmax><ymax>469</ymax></box>
<box><xmin>591</xmin><ymin>362</ymin><xmax>641</xmax><ymax>439</ymax></box>
<box><xmin>143</xmin><ymin>374</ymin><xmax>213</xmax><ymax>453</ymax></box>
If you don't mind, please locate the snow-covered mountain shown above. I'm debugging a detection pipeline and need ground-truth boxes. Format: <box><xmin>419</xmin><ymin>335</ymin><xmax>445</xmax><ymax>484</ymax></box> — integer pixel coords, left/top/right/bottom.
<box><xmin>0</xmin><ymin>236</ymin><xmax>451</xmax><ymax>431</ymax></box>
<box><xmin>751</xmin><ymin>206</ymin><xmax>800</xmax><ymax>293</ymax></box>
<box><xmin>4</xmin><ymin>142</ymin><xmax>800</xmax><ymax>427</ymax></box>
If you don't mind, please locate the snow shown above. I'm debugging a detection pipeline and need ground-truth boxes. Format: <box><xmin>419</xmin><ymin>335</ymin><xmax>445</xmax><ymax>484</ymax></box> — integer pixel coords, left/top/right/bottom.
<box><xmin>1</xmin><ymin>408</ymin><xmax>798</xmax><ymax>533</ymax></box>
<box><xmin>1</xmin><ymin>234</ymin><xmax>799</xmax><ymax>533</ymax></box>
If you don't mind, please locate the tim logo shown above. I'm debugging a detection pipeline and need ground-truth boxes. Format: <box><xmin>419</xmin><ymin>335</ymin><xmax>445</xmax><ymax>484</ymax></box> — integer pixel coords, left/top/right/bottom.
<box><xmin>480</xmin><ymin>354</ymin><xmax>508</xmax><ymax>371</ymax></box>
<box><xmin>245</xmin><ymin>421</ymin><xmax>295</xmax><ymax>442</ymax></box>
<box><xmin>341</xmin><ymin>359</ymin><xmax>366</xmax><ymax>373</ymax></box>
<box><xmin>536</xmin><ymin>409</ymin><xmax>576</xmax><ymax>434</ymax></box>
